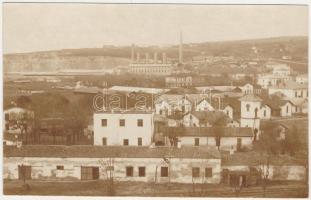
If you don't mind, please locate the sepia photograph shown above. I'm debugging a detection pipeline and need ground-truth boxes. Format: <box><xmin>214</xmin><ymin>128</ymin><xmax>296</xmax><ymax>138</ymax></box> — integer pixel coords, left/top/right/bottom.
<box><xmin>2</xmin><ymin>2</ymin><xmax>309</xmax><ymax>198</ymax></box>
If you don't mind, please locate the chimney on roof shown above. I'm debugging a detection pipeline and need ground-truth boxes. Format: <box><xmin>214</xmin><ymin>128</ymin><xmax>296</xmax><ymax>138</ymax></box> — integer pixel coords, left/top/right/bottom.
<box><xmin>153</xmin><ymin>52</ymin><xmax>158</xmax><ymax>63</ymax></box>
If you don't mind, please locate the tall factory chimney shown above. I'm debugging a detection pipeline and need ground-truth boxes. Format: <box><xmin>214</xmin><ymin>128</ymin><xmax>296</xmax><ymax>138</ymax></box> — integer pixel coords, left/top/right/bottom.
<box><xmin>162</xmin><ymin>52</ymin><xmax>167</xmax><ymax>63</ymax></box>
<box><xmin>153</xmin><ymin>52</ymin><xmax>158</xmax><ymax>63</ymax></box>
<box><xmin>179</xmin><ymin>30</ymin><xmax>183</xmax><ymax>64</ymax></box>
<box><xmin>145</xmin><ymin>53</ymin><xmax>149</xmax><ymax>63</ymax></box>
<box><xmin>131</xmin><ymin>44</ymin><xmax>135</xmax><ymax>63</ymax></box>
<box><xmin>136</xmin><ymin>52</ymin><xmax>140</xmax><ymax>63</ymax></box>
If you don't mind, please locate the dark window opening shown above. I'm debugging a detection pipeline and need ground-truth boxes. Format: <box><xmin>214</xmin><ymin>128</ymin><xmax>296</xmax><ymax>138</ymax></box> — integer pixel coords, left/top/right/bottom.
<box><xmin>123</xmin><ymin>139</ymin><xmax>129</xmax><ymax>146</ymax></box>
<box><xmin>194</xmin><ymin>138</ymin><xmax>200</xmax><ymax>146</ymax></box>
<box><xmin>57</xmin><ymin>165</ymin><xmax>64</xmax><ymax>170</ymax></box>
<box><xmin>138</xmin><ymin>167</ymin><xmax>145</xmax><ymax>177</ymax></box>
<box><xmin>126</xmin><ymin>166</ymin><xmax>133</xmax><ymax>177</ymax></box>
<box><xmin>192</xmin><ymin>167</ymin><xmax>200</xmax><ymax>177</ymax></box>
<box><xmin>138</xmin><ymin>137</ymin><xmax>142</xmax><ymax>146</ymax></box>
<box><xmin>161</xmin><ymin>167</ymin><xmax>168</xmax><ymax>177</ymax></box>
<box><xmin>205</xmin><ymin>168</ymin><xmax>213</xmax><ymax>177</ymax></box>
<box><xmin>119</xmin><ymin>119</ymin><xmax>125</xmax><ymax>127</ymax></box>
<box><xmin>137</xmin><ymin>119</ymin><xmax>143</xmax><ymax>127</ymax></box>
<box><xmin>101</xmin><ymin>119</ymin><xmax>107</xmax><ymax>127</ymax></box>
<box><xmin>102</xmin><ymin>137</ymin><xmax>107</xmax><ymax>146</ymax></box>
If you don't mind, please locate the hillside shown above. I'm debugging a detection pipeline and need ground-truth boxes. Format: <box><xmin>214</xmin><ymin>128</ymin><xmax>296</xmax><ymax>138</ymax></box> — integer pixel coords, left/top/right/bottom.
<box><xmin>3</xmin><ymin>36</ymin><xmax>308</xmax><ymax>72</ymax></box>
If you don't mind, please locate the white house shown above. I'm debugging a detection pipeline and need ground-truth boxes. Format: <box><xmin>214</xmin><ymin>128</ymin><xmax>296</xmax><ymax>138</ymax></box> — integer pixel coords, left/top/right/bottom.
<box><xmin>295</xmin><ymin>74</ymin><xmax>308</xmax><ymax>84</ymax></box>
<box><xmin>268</xmin><ymin>81</ymin><xmax>308</xmax><ymax>99</ymax></box>
<box><xmin>288</xmin><ymin>98</ymin><xmax>308</xmax><ymax>114</ymax></box>
<box><xmin>272</xmin><ymin>64</ymin><xmax>291</xmax><ymax>76</ymax></box>
<box><xmin>257</xmin><ymin>74</ymin><xmax>293</xmax><ymax>89</ymax></box>
<box><xmin>93</xmin><ymin>111</ymin><xmax>154</xmax><ymax>146</ymax></box>
<box><xmin>239</xmin><ymin>94</ymin><xmax>263</xmax><ymax>130</ymax></box>
<box><xmin>4</xmin><ymin>145</ymin><xmax>221</xmax><ymax>184</ymax></box>
<box><xmin>183</xmin><ymin>111</ymin><xmax>229</xmax><ymax>127</ymax></box>
<box><xmin>164</xmin><ymin>127</ymin><xmax>253</xmax><ymax>151</ymax></box>
<box><xmin>195</xmin><ymin>99</ymin><xmax>215</xmax><ymax>111</ymax></box>
<box><xmin>155</xmin><ymin>95</ymin><xmax>192</xmax><ymax>116</ymax></box>
<box><xmin>239</xmin><ymin>83</ymin><xmax>254</xmax><ymax>94</ymax></box>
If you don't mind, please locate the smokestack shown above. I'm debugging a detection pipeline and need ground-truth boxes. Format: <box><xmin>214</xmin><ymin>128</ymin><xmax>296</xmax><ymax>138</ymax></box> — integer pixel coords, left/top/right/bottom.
<box><xmin>153</xmin><ymin>52</ymin><xmax>158</xmax><ymax>63</ymax></box>
<box><xmin>145</xmin><ymin>53</ymin><xmax>149</xmax><ymax>63</ymax></box>
<box><xmin>136</xmin><ymin>52</ymin><xmax>140</xmax><ymax>63</ymax></box>
<box><xmin>162</xmin><ymin>52</ymin><xmax>167</xmax><ymax>63</ymax></box>
<box><xmin>131</xmin><ymin>44</ymin><xmax>135</xmax><ymax>63</ymax></box>
<box><xmin>179</xmin><ymin>30</ymin><xmax>183</xmax><ymax>64</ymax></box>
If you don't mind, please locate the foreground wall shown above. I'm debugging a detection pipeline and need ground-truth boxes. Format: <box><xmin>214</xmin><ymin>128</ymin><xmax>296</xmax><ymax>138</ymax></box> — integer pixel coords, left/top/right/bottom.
<box><xmin>223</xmin><ymin>165</ymin><xmax>306</xmax><ymax>181</ymax></box>
<box><xmin>3</xmin><ymin>157</ymin><xmax>221</xmax><ymax>184</ymax></box>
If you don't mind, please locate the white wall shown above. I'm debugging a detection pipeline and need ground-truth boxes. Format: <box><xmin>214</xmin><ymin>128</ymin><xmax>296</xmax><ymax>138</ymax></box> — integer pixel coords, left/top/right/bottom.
<box><xmin>223</xmin><ymin>106</ymin><xmax>233</xmax><ymax>119</ymax></box>
<box><xmin>3</xmin><ymin>157</ymin><xmax>221</xmax><ymax>184</ymax></box>
<box><xmin>179</xmin><ymin>136</ymin><xmax>253</xmax><ymax>151</ymax></box>
<box><xmin>93</xmin><ymin>113</ymin><xmax>154</xmax><ymax>146</ymax></box>
<box><xmin>195</xmin><ymin>100</ymin><xmax>215</xmax><ymax>111</ymax></box>
<box><xmin>280</xmin><ymin>102</ymin><xmax>292</xmax><ymax>117</ymax></box>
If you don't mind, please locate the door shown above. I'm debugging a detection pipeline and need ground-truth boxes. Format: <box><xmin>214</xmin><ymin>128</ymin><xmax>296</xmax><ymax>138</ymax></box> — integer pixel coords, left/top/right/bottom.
<box><xmin>18</xmin><ymin>165</ymin><xmax>31</xmax><ymax>180</ymax></box>
<box><xmin>81</xmin><ymin>166</ymin><xmax>99</xmax><ymax>180</ymax></box>
<box><xmin>237</xmin><ymin>138</ymin><xmax>242</xmax><ymax>151</ymax></box>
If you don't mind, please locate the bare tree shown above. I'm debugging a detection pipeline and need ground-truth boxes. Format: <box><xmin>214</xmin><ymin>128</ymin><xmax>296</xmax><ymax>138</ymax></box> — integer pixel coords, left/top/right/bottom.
<box><xmin>98</xmin><ymin>158</ymin><xmax>115</xmax><ymax>196</ymax></box>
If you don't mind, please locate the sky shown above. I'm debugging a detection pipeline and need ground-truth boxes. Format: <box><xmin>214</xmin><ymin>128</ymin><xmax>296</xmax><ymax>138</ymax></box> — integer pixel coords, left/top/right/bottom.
<box><xmin>3</xmin><ymin>3</ymin><xmax>309</xmax><ymax>54</ymax></box>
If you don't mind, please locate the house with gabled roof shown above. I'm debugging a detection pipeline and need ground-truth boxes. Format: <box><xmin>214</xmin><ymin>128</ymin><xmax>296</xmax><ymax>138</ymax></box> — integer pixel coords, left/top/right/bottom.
<box><xmin>288</xmin><ymin>97</ymin><xmax>308</xmax><ymax>114</ymax></box>
<box><xmin>4</xmin><ymin>145</ymin><xmax>221</xmax><ymax>184</ymax></box>
<box><xmin>163</xmin><ymin>126</ymin><xmax>253</xmax><ymax>151</ymax></box>
<box><xmin>262</xmin><ymin>95</ymin><xmax>293</xmax><ymax>117</ymax></box>
<box><xmin>183</xmin><ymin>111</ymin><xmax>229</xmax><ymax>127</ymax></box>
<box><xmin>268</xmin><ymin>80</ymin><xmax>308</xmax><ymax>99</ymax></box>
<box><xmin>155</xmin><ymin>94</ymin><xmax>192</xmax><ymax>116</ymax></box>
<box><xmin>195</xmin><ymin>98</ymin><xmax>215</xmax><ymax>111</ymax></box>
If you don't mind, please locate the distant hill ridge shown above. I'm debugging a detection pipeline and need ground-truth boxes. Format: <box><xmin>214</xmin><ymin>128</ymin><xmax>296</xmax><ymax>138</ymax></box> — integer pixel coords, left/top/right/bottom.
<box><xmin>4</xmin><ymin>36</ymin><xmax>308</xmax><ymax>72</ymax></box>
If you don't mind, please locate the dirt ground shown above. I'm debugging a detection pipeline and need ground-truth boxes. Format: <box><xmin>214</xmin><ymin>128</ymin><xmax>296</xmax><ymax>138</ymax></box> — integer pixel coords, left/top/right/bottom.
<box><xmin>3</xmin><ymin>179</ymin><xmax>308</xmax><ymax>197</ymax></box>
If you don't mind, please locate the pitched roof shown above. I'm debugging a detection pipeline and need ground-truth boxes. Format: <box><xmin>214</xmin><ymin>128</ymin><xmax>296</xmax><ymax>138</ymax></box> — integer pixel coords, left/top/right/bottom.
<box><xmin>222</xmin><ymin>151</ymin><xmax>306</xmax><ymax>166</ymax></box>
<box><xmin>155</xmin><ymin>94</ymin><xmax>184</xmax><ymax>104</ymax></box>
<box><xmin>189</xmin><ymin>111</ymin><xmax>228</xmax><ymax>124</ymax></box>
<box><xmin>270</xmin><ymin>80</ymin><xmax>308</xmax><ymax>90</ymax></box>
<box><xmin>262</xmin><ymin>95</ymin><xmax>292</xmax><ymax>110</ymax></box>
<box><xmin>239</xmin><ymin>94</ymin><xmax>262</xmax><ymax>102</ymax></box>
<box><xmin>3</xmin><ymin>145</ymin><xmax>220</xmax><ymax>159</ymax></box>
<box><xmin>164</xmin><ymin>127</ymin><xmax>253</xmax><ymax>137</ymax></box>
<box><xmin>185</xmin><ymin>94</ymin><xmax>209</xmax><ymax>104</ymax></box>
<box><xmin>286</xmin><ymin>97</ymin><xmax>308</xmax><ymax>106</ymax></box>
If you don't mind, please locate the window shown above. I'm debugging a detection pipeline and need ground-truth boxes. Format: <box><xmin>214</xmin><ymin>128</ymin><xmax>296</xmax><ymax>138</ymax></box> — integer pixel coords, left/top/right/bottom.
<box><xmin>192</xmin><ymin>167</ymin><xmax>200</xmax><ymax>178</ymax></box>
<box><xmin>119</xmin><ymin>119</ymin><xmax>125</xmax><ymax>127</ymax></box>
<box><xmin>138</xmin><ymin>138</ymin><xmax>142</xmax><ymax>146</ymax></box>
<box><xmin>101</xmin><ymin>119</ymin><xmax>107</xmax><ymax>127</ymax></box>
<box><xmin>161</xmin><ymin>167</ymin><xmax>168</xmax><ymax>177</ymax></box>
<box><xmin>194</xmin><ymin>138</ymin><xmax>200</xmax><ymax>146</ymax></box>
<box><xmin>56</xmin><ymin>165</ymin><xmax>64</xmax><ymax>170</ymax></box>
<box><xmin>123</xmin><ymin>139</ymin><xmax>129</xmax><ymax>146</ymax></box>
<box><xmin>102</xmin><ymin>137</ymin><xmax>107</xmax><ymax>146</ymax></box>
<box><xmin>263</xmin><ymin>110</ymin><xmax>266</xmax><ymax>117</ymax></box>
<box><xmin>205</xmin><ymin>168</ymin><xmax>213</xmax><ymax>177</ymax></box>
<box><xmin>246</xmin><ymin>104</ymin><xmax>250</xmax><ymax>112</ymax></box>
<box><xmin>138</xmin><ymin>167</ymin><xmax>146</xmax><ymax>177</ymax></box>
<box><xmin>126</xmin><ymin>166</ymin><xmax>133</xmax><ymax>177</ymax></box>
<box><xmin>286</xmin><ymin>106</ymin><xmax>289</xmax><ymax>113</ymax></box>
<box><xmin>137</xmin><ymin>119</ymin><xmax>143</xmax><ymax>127</ymax></box>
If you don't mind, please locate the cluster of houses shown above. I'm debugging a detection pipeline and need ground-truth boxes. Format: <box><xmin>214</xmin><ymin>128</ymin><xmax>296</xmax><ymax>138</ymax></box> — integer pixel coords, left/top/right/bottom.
<box><xmin>3</xmin><ymin>62</ymin><xmax>308</xmax><ymax>186</ymax></box>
